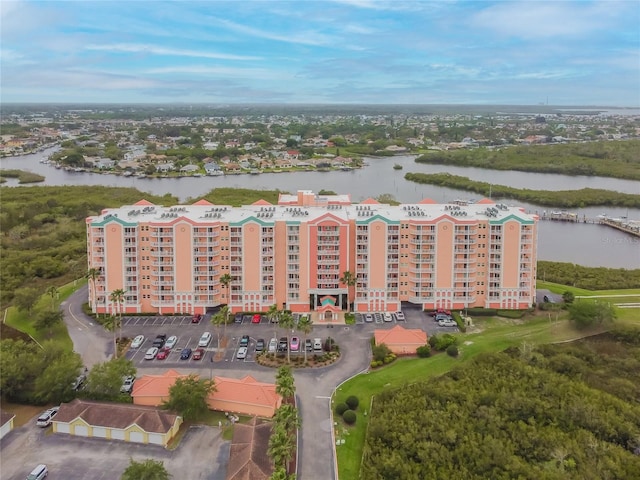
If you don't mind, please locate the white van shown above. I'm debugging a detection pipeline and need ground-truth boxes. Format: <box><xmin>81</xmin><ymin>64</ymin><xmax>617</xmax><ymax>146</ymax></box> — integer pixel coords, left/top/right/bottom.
<box><xmin>313</xmin><ymin>338</ymin><xmax>323</xmax><ymax>352</ymax></box>
<box><xmin>268</xmin><ymin>338</ymin><xmax>278</xmax><ymax>353</ymax></box>
<box><xmin>26</xmin><ymin>464</ymin><xmax>48</xmax><ymax>480</ymax></box>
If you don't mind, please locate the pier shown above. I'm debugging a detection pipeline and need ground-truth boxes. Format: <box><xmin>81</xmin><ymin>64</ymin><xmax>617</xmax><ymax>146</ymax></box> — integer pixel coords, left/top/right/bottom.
<box><xmin>538</xmin><ymin>212</ymin><xmax>640</xmax><ymax>237</ymax></box>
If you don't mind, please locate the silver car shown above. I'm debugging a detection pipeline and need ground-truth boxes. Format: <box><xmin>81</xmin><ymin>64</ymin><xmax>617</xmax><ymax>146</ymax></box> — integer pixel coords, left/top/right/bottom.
<box><xmin>144</xmin><ymin>347</ymin><xmax>159</xmax><ymax>360</ymax></box>
<box><xmin>236</xmin><ymin>346</ymin><xmax>248</xmax><ymax>359</ymax></box>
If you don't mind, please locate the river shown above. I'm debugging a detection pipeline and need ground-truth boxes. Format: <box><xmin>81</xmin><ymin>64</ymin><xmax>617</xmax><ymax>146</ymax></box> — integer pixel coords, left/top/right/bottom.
<box><xmin>2</xmin><ymin>148</ymin><xmax>639</xmax><ymax>269</ymax></box>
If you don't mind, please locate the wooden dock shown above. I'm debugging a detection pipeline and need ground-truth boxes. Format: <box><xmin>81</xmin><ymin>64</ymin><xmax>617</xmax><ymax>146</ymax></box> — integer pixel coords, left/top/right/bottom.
<box><xmin>538</xmin><ymin>213</ymin><xmax>640</xmax><ymax>237</ymax></box>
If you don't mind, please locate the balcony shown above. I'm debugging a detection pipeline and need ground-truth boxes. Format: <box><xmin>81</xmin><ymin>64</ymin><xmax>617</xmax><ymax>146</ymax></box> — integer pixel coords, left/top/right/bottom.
<box><xmin>152</xmin><ymin>280</ymin><xmax>175</xmax><ymax>287</ymax></box>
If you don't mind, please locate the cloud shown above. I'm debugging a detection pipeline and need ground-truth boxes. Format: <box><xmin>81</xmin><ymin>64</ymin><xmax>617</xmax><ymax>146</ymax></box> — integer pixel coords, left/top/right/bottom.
<box><xmin>145</xmin><ymin>65</ymin><xmax>291</xmax><ymax>81</ymax></box>
<box><xmin>84</xmin><ymin>43</ymin><xmax>261</xmax><ymax>61</ymax></box>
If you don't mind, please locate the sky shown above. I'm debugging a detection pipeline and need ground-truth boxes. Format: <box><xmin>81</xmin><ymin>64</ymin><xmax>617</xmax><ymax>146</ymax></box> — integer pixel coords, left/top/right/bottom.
<box><xmin>1</xmin><ymin>0</ymin><xmax>639</xmax><ymax>106</ymax></box>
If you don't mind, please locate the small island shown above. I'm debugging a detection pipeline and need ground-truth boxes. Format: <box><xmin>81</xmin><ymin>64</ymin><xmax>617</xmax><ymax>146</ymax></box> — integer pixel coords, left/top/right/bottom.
<box><xmin>393</xmin><ymin>164</ymin><xmax>403</xmax><ymax>170</ymax></box>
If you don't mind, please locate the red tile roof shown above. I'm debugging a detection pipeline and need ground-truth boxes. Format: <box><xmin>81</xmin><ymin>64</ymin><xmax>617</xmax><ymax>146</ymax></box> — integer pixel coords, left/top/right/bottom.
<box><xmin>209</xmin><ymin>376</ymin><xmax>281</xmax><ymax>414</ymax></box>
<box><xmin>131</xmin><ymin>369</ymin><xmax>186</xmax><ymax>400</ymax></box>
<box><xmin>374</xmin><ymin>325</ymin><xmax>427</xmax><ymax>346</ymax></box>
<box><xmin>226</xmin><ymin>417</ymin><xmax>274</xmax><ymax>480</ymax></box>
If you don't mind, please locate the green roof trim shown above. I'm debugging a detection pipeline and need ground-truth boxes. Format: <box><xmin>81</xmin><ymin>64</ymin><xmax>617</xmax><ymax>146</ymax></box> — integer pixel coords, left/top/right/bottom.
<box><xmin>489</xmin><ymin>214</ymin><xmax>535</xmax><ymax>226</ymax></box>
<box><xmin>230</xmin><ymin>216</ymin><xmax>273</xmax><ymax>227</ymax></box>
<box><xmin>91</xmin><ymin>217</ymin><xmax>137</xmax><ymax>227</ymax></box>
<box><xmin>356</xmin><ymin>214</ymin><xmax>400</xmax><ymax>225</ymax></box>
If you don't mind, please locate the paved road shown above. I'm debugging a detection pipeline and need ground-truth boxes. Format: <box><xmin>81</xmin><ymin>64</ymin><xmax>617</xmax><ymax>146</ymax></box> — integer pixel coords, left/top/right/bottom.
<box><xmin>59</xmin><ymin>290</ymin><xmax>449</xmax><ymax>480</ymax></box>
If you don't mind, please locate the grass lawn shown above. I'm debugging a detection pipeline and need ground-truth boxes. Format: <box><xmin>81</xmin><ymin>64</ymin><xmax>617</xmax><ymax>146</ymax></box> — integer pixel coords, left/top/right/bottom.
<box><xmin>334</xmin><ymin>309</ymin><xmax>640</xmax><ymax>479</ymax></box>
<box><xmin>3</xmin><ymin>279</ymin><xmax>85</xmax><ymax>351</ymax></box>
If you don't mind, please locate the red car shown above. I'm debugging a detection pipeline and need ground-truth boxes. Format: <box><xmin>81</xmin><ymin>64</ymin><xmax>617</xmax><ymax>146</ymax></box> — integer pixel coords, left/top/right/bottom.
<box><xmin>192</xmin><ymin>314</ymin><xmax>202</xmax><ymax>324</ymax></box>
<box><xmin>192</xmin><ymin>348</ymin><xmax>205</xmax><ymax>361</ymax></box>
<box><xmin>156</xmin><ymin>347</ymin><xmax>171</xmax><ymax>360</ymax></box>
<box><xmin>252</xmin><ymin>314</ymin><xmax>261</xmax><ymax>324</ymax></box>
<box><xmin>430</xmin><ymin>308</ymin><xmax>451</xmax><ymax>316</ymax></box>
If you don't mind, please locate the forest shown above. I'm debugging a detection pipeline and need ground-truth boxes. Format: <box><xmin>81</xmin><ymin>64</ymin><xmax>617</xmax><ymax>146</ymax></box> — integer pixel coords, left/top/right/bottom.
<box><xmin>414</xmin><ymin>140</ymin><xmax>640</xmax><ymax>180</ymax></box>
<box><xmin>404</xmin><ymin>172</ymin><xmax>640</xmax><ymax>208</ymax></box>
<box><xmin>362</xmin><ymin>328</ymin><xmax>640</xmax><ymax>480</ymax></box>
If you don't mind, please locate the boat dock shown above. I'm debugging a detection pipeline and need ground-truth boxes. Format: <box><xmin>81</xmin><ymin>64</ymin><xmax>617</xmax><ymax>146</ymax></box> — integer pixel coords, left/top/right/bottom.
<box><xmin>538</xmin><ymin>211</ymin><xmax>640</xmax><ymax>237</ymax></box>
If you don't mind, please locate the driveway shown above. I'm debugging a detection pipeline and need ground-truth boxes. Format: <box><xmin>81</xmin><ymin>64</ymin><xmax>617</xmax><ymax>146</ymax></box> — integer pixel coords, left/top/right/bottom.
<box><xmin>0</xmin><ymin>419</ymin><xmax>228</xmax><ymax>480</ymax></box>
<box><xmin>60</xmin><ymin>289</ymin><xmax>443</xmax><ymax>480</ymax></box>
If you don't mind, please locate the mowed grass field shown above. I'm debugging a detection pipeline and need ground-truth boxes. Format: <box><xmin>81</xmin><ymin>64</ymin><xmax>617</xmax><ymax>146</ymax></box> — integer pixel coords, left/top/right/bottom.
<box><xmin>334</xmin><ymin>287</ymin><xmax>640</xmax><ymax>479</ymax></box>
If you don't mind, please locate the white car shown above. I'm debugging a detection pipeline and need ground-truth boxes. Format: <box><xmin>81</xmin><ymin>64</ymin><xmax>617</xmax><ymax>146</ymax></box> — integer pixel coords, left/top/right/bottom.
<box><xmin>36</xmin><ymin>406</ymin><xmax>60</xmax><ymax>427</ymax></box>
<box><xmin>130</xmin><ymin>335</ymin><xmax>145</xmax><ymax>349</ymax></box>
<box><xmin>438</xmin><ymin>319</ymin><xmax>457</xmax><ymax>327</ymax></box>
<box><xmin>165</xmin><ymin>335</ymin><xmax>178</xmax><ymax>349</ymax></box>
<box><xmin>383</xmin><ymin>312</ymin><xmax>393</xmax><ymax>322</ymax></box>
<box><xmin>396</xmin><ymin>311</ymin><xmax>405</xmax><ymax>321</ymax></box>
<box><xmin>198</xmin><ymin>332</ymin><xmax>212</xmax><ymax>347</ymax></box>
<box><xmin>144</xmin><ymin>347</ymin><xmax>159</xmax><ymax>360</ymax></box>
<box><xmin>120</xmin><ymin>375</ymin><xmax>135</xmax><ymax>393</ymax></box>
<box><xmin>236</xmin><ymin>346</ymin><xmax>248</xmax><ymax>359</ymax></box>
<box><xmin>364</xmin><ymin>313</ymin><xmax>373</xmax><ymax>322</ymax></box>
<box><xmin>268</xmin><ymin>338</ymin><xmax>278</xmax><ymax>353</ymax></box>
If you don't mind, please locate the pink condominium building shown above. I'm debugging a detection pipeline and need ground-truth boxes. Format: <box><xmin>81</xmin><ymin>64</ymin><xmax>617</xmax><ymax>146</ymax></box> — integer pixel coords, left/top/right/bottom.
<box><xmin>86</xmin><ymin>190</ymin><xmax>537</xmax><ymax>317</ymax></box>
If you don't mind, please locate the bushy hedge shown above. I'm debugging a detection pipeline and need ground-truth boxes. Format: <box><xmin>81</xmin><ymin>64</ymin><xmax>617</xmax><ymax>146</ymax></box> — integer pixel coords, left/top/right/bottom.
<box><xmin>346</xmin><ymin>395</ymin><xmax>359</xmax><ymax>410</ymax></box>
<box><xmin>343</xmin><ymin>409</ymin><xmax>357</xmax><ymax>425</ymax></box>
<box><xmin>465</xmin><ymin>308</ymin><xmax>497</xmax><ymax>316</ymax></box>
<box><xmin>416</xmin><ymin>345</ymin><xmax>431</xmax><ymax>358</ymax></box>
<box><xmin>429</xmin><ymin>333</ymin><xmax>457</xmax><ymax>351</ymax></box>
<box><xmin>335</xmin><ymin>402</ymin><xmax>349</xmax><ymax>416</ymax></box>
<box><xmin>446</xmin><ymin>345</ymin><xmax>459</xmax><ymax>357</ymax></box>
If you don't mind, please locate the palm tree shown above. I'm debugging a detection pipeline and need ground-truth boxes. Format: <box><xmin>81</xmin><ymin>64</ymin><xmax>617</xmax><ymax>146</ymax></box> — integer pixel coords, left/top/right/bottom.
<box><xmin>219</xmin><ymin>274</ymin><xmax>232</xmax><ymax>343</ymax></box>
<box><xmin>211</xmin><ymin>309</ymin><xmax>226</xmax><ymax>351</ymax></box>
<box><xmin>269</xmin><ymin>466</ymin><xmax>293</xmax><ymax>480</ymax></box>
<box><xmin>273</xmin><ymin>403</ymin><xmax>301</xmax><ymax>433</ymax></box>
<box><xmin>339</xmin><ymin>270</ymin><xmax>356</xmax><ymax>313</ymax></box>
<box><xmin>278</xmin><ymin>311</ymin><xmax>294</xmax><ymax>364</ymax></box>
<box><xmin>86</xmin><ymin>267</ymin><xmax>101</xmax><ymax>314</ymax></box>
<box><xmin>275</xmin><ymin>366</ymin><xmax>295</xmax><ymax>402</ymax></box>
<box><xmin>109</xmin><ymin>288</ymin><xmax>126</xmax><ymax>349</ymax></box>
<box><xmin>267</xmin><ymin>304</ymin><xmax>280</xmax><ymax>345</ymax></box>
<box><xmin>296</xmin><ymin>315</ymin><xmax>313</xmax><ymax>363</ymax></box>
<box><xmin>267</xmin><ymin>424</ymin><xmax>295</xmax><ymax>472</ymax></box>
<box><xmin>45</xmin><ymin>285</ymin><xmax>59</xmax><ymax>312</ymax></box>
<box><xmin>103</xmin><ymin>314</ymin><xmax>121</xmax><ymax>359</ymax></box>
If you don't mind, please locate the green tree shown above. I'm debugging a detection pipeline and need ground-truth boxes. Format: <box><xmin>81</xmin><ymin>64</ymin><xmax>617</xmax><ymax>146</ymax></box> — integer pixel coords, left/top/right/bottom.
<box><xmin>278</xmin><ymin>311</ymin><xmax>295</xmax><ymax>363</ymax></box>
<box><xmin>12</xmin><ymin>287</ymin><xmax>40</xmax><ymax>313</ymax></box>
<box><xmin>104</xmin><ymin>314</ymin><xmax>122</xmax><ymax>359</ymax></box>
<box><xmin>562</xmin><ymin>291</ymin><xmax>575</xmax><ymax>304</ymax></box>
<box><xmin>372</xmin><ymin>343</ymin><xmax>391</xmax><ymax>362</ymax></box>
<box><xmin>34</xmin><ymin>309</ymin><xmax>63</xmax><ymax>335</ymax></box>
<box><xmin>86</xmin><ymin>267</ymin><xmax>101</xmax><ymax>314</ymax></box>
<box><xmin>121</xmin><ymin>458</ymin><xmax>171</xmax><ymax>480</ymax></box>
<box><xmin>275</xmin><ymin>366</ymin><xmax>295</xmax><ymax>401</ymax></box>
<box><xmin>273</xmin><ymin>403</ymin><xmax>301</xmax><ymax>433</ymax></box>
<box><xmin>267</xmin><ymin>304</ymin><xmax>280</xmax><ymax>343</ymax></box>
<box><xmin>33</xmin><ymin>349</ymin><xmax>83</xmax><ymax>404</ymax></box>
<box><xmin>162</xmin><ymin>374</ymin><xmax>215</xmax><ymax>421</ymax></box>
<box><xmin>339</xmin><ymin>271</ymin><xmax>356</xmax><ymax>313</ymax></box>
<box><xmin>45</xmin><ymin>285</ymin><xmax>59</xmax><ymax>311</ymax></box>
<box><xmin>109</xmin><ymin>288</ymin><xmax>126</xmax><ymax>346</ymax></box>
<box><xmin>0</xmin><ymin>339</ymin><xmax>40</xmax><ymax>400</ymax></box>
<box><xmin>268</xmin><ymin>424</ymin><xmax>296</xmax><ymax>472</ymax></box>
<box><xmin>296</xmin><ymin>315</ymin><xmax>313</xmax><ymax>363</ymax></box>
<box><xmin>569</xmin><ymin>301</ymin><xmax>617</xmax><ymax>329</ymax></box>
<box><xmin>211</xmin><ymin>308</ymin><xmax>226</xmax><ymax>350</ymax></box>
<box><xmin>269</xmin><ymin>466</ymin><xmax>296</xmax><ymax>480</ymax></box>
<box><xmin>85</xmin><ymin>357</ymin><xmax>136</xmax><ymax>401</ymax></box>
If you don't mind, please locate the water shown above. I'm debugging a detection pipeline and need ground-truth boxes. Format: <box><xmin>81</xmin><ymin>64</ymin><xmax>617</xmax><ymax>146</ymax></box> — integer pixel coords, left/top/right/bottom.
<box><xmin>2</xmin><ymin>148</ymin><xmax>639</xmax><ymax>268</ymax></box>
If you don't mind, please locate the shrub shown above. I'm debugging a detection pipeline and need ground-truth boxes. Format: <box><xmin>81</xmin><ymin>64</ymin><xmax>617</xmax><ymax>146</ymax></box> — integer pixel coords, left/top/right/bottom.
<box><xmin>335</xmin><ymin>402</ymin><xmax>349</xmax><ymax>416</ymax></box>
<box><xmin>370</xmin><ymin>360</ymin><xmax>381</xmax><ymax>368</ymax></box>
<box><xmin>345</xmin><ymin>395</ymin><xmax>359</xmax><ymax>410</ymax></box>
<box><xmin>434</xmin><ymin>334</ymin><xmax>457</xmax><ymax>351</ymax></box>
<box><xmin>342</xmin><ymin>409</ymin><xmax>356</xmax><ymax>425</ymax></box>
<box><xmin>446</xmin><ymin>344</ymin><xmax>459</xmax><ymax>357</ymax></box>
<box><xmin>324</xmin><ymin>337</ymin><xmax>335</xmax><ymax>352</ymax></box>
<box><xmin>416</xmin><ymin>345</ymin><xmax>431</xmax><ymax>358</ymax></box>
<box><xmin>372</xmin><ymin>343</ymin><xmax>392</xmax><ymax>362</ymax></box>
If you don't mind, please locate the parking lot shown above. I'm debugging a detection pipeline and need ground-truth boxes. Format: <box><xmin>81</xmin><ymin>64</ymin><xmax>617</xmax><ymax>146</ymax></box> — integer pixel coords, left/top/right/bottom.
<box><xmin>121</xmin><ymin>308</ymin><xmax>458</xmax><ymax>370</ymax></box>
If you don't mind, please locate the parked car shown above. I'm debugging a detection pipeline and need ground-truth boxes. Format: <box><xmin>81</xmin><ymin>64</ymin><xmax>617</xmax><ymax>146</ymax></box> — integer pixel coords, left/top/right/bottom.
<box><xmin>290</xmin><ymin>336</ymin><xmax>300</xmax><ymax>352</ymax></box>
<box><xmin>71</xmin><ymin>373</ymin><xmax>87</xmax><ymax>391</ymax></box>
<box><xmin>165</xmin><ymin>335</ymin><xmax>178</xmax><ymax>349</ymax></box>
<box><xmin>278</xmin><ymin>337</ymin><xmax>288</xmax><ymax>352</ymax></box>
<box><xmin>236</xmin><ymin>346</ymin><xmax>248</xmax><ymax>359</ymax></box>
<box><xmin>240</xmin><ymin>335</ymin><xmax>250</xmax><ymax>347</ymax></box>
<box><xmin>180</xmin><ymin>348</ymin><xmax>192</xmax><ymax>360</ymax></box>
<box><xmin>120</xmin><ymin>375</ymin><xmax>135</xmax><ymax>393</ymax></box>
<box><xmin>252</xmin><ymin>314</ymin><xmax>261</xmax><ymax>324</ymax></box>
<box><xmin>198</xmin><ymin>332</ymin><xmax>212</xmax><ymax>347</ymax></box>
<box><xmin>396</xmin><ymin>311</ymin><xmax>405</xmax><ymax>321</ymax></box>
<box><xmin>430</xmin><ymin>308</ymin><xmax>451</xmax><ymax>316</ymax></box>
<box><xmin>268</xmin><ymin>338</ymin><xmax>278</xmax><ymax>353</ymax></box>
<box><xmin>152</xmin><ymin>334</ymin><xmax>167</xmax><ymax>348</ymax></box>
<box><xmin>192</xmin><ymin>348</ymin><xmax>205</xmax><ymax>360</ymax></box>
<box><xmin>435</xmin><ymin>314</ymin><xmax>451</xmax><ymax>323</ymax></box>
<box><xmin>438</xmin><ymin>319</ymin><xmax>457</xmax><ymax>327</ymax></box>
<box><xmin>155</xmin><ymin>346</ymin><xmax>170</xmax><ymax>360</ymax></box>
<box><xmin>365</xmin><ymin>313</ymin><xmax>373</xmax><ymax>322</ymax></box>
<box><xmin>234</xmin><ymin>313</ymin><xmax>243</xmax><ymax>323</ymax></box>
<box><xmin>383</xmin><ymin>312</ymin><xmax>393</xmax><ymax>322</ymax></box>
<box><xmin>144</xmin><ymin>347</ymin><xmax>159</xmax><ymax>360</ymax></box>
<box><xmin>192</xmin><ymin>313</ymin><xmax>202</xmax><ymax>323</ymax></box>
<box><xmin>26</xmin><ymin>464</ymin><xmax>48</xmax><ymax>480</ymax></box>
<box><xmin>130</xmin><ymin>335</ymin><xmax>145</xmax><ymax>349</ymax></box>
<box><xmin>36</xmin><ymin>407</ymin><xmax>60</xmax><ymax>427</ymax></box>
<box><xmin>313</xmin><ymin>338</ymin><xmax>323</xmax><ymax>352</ymax></box>
<box><xmin>255</xmin><ymin>338</ymin><xmax>265</xmax><ymax>352</ymax></box>
<box><xmin>305</xmin><ymin>338</ymin><xmax>313</xmax><ymax>352</ymax></box>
